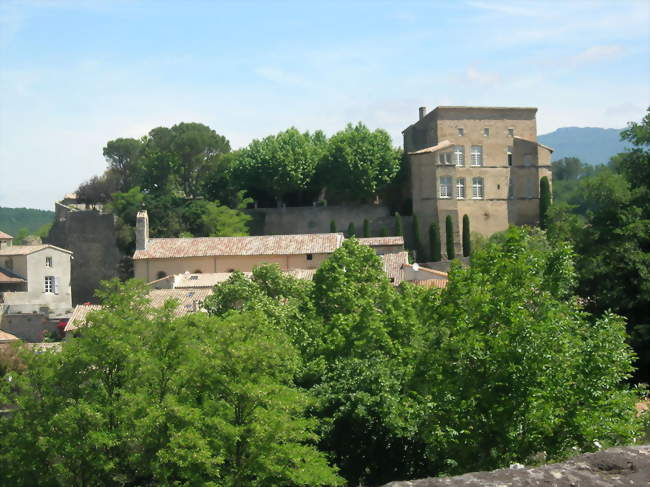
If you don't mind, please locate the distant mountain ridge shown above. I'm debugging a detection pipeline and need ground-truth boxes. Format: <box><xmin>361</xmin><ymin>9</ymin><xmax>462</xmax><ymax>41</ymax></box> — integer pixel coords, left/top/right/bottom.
<box><xmin>0</xmin><ymin>207</ymin><xmax>55</xmax><ymax>236</ymax></box>
<box><xmin>538</xmin><ymin>127</ymin><xmax>631</xmax><ymax>165</ymax></box>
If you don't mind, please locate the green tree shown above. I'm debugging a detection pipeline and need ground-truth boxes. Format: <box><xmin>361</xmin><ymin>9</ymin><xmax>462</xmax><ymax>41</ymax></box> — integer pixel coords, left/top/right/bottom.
<box><xmin>346</xmin><ymin>222</ymin><xmax>356</xmax><ymax>237</ymax></box>
<box><xmin>539</xmin><ymin>176</ymin><xmax>551</xmax><ymax>229</ymax></box>
<box><xmin>429</xmin><ymin>222</ymin><xmax>441</xmax><ymax>262</ymax></box>
<box><xmin>363</xmin><ymin>218</ymin><xmax>370</xmax><ymax>238</ymax></box>
<box><xmin>200</xmin><ymin>200</ymin><xmax>251</xmax><ymax>237</ymax></box>
<box><xmin>552</xmin><ymin>157</ymin><xmax>583</xmax><ymax>181</ymax></box>
<box><xmin>318</xmin><ymin>123</ymin><xmax>400</xmax><ymax>203</ymax></box>
<box><xmin>168</xmin><ymin>122</ymin><xmax>231</xmax><ymax>198</ymax></box>
<box><xmin>412</xmin><ymin>227</ymin><xmax>644</xmax><ymax>474</ymax></box>
<box><xmin>380</xmin><ymin>227</ymin><xmax>388</xmax><ymax>237</ymax></box>
<box><xmin>235</xmin><ymin>128</ymin><xmax>326</xmax><ymax>206</ymax></box>
<box><xmin>462</xmin><ymin>214</ymin><xmax>471</xmax><ymax>257</ymax></box>
<box><xmin>0</xmin><ymin>280</ymin><xmax>342</xmax><ymax>487</ymax></box>
<box><xmin>413</xmin><ymin>214</ymin><xmax>424</xmax><ymax>261</ymax></box>
<box><xmin>102</xmin><ymin>137</ymin><xmax>143</xmax><ymax>191</ymax></box>
<box><xmin>546</xmin><ymin>110</ymin><xmax>650</xmax><ymax>382</ymax></box>
<box><xmin>394</xmin><ymin>212</ymin><xmax>403</xmax><ymax>236</ymax></box>
<box><xmin>330</xmin><ymin>220</ymin><xmax>337</xmax><ymax>233</ymax></box>
<box><xmin>445</xmin><ymin>215</ymin><xmax>455</xmax><ymax>259</ymax></box>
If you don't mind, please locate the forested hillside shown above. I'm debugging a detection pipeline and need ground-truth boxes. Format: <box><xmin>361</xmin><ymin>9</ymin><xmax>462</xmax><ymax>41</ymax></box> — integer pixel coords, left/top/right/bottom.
<box><xmin>538</xmin><ymin>127</ymin><xmax>630</xmax><ymax>165</ymax></box>
<box><xmin>0</xmin><ymin>207</ymin><xmax>54</xmax><ymax>236</ymax></box>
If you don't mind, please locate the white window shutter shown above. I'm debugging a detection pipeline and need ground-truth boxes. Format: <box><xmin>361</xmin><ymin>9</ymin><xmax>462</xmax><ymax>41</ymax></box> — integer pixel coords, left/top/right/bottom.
<box><xmin>54</xmin><ymin>276</ymin><xmax>59</xmax><ymax>294</ymax></box>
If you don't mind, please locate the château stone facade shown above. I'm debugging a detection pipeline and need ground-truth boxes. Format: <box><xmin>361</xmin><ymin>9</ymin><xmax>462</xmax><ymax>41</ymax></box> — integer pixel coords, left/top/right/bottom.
<box><xmin>403</xmin><ymin>106</ymin><xmax>553</xmax><ymax>256</ymax></box>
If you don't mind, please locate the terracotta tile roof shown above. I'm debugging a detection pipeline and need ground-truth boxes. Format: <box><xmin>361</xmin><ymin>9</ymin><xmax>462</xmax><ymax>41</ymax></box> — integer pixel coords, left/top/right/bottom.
<box><xmin>0</xmin><ymin>244</ymin><xmax>73</xmax><ymax>256</ymax></box>
<box><xmin>412</xmin><ymin>278</ymin><xmax>448</xmax><ymax>289</ymax></box>
<box><xmin>66</xmin><ymin>288</ymin><xmax>215</xmax><ymax>332</ymax></box>
<box><xmin>171</xmin><ymin>272</ymin><xmax>245</xmax><ymax>288</ymax></box>
<box><xmin>133</xmin><ymin>233</ymin><xmax>344</xmax><ymax>260</ymax></box>
<box><xmin>357</xmin><ymin>236</ymin><xmax>404</xmax><ymax>247</ymax></box>
<box><xmin>154</xmin><ymin>268</ymin><xmax>319</xmax><ymax>290</ymax></box>
<box><xmin>0</xmin><ymin>330</ymin><xmax>20</xmax><ymax>343</ymax></box>
<box><xmin>286</xmin><ymin>268</ymin><xmax>317</xmax><ymax>280</ymax></box>
<box><xmin>408</xmin><ymin>140</ymin><xmax>453</xmax><ymax>155</ymax></box>
<box><xmin>0</xmin><ymin>266</ymin><xmax>26</xmax><ymax>284</ymax></box>
<box><xmin>381</xmin><ymin>251</ymin><xmax>409</xmax><ymax>285</ymax></box>
<box><xmin>0</xmin><ymin>231</ymin><xmax>12</xmax><ymax>239</ymax></box>
<box><xmin>64</xmin><ymin>304</ymin><xmax>102</xmax><ymax>332</ymax></box>
<box><xmin>148</xmin><ymin>288</ymin><xmax>213</xmax><ymax>315</ymax></box>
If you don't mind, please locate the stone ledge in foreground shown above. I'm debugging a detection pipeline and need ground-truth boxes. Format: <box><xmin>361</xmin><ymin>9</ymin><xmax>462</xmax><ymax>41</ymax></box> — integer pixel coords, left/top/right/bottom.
<box><xmin>382</xmin><ymin>445</ymin><xmax>650</xmax><ymax>487</ymax></box>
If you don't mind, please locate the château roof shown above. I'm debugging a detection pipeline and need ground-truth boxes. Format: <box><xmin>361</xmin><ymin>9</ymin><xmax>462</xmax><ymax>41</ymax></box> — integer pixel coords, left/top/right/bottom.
<box><xmin>408</xmin><ymin>140</ymin><xmax>454</xmax><ymax>155</ymax></box>
<box><xmin>133</xmin><ymin>233</ymin><xmax>345</xmax><ymax>260</ymax></box>
<box><xmin>513</xmin><ymin>135</ymin><xmax>554</xmax><ymax>152</ymax></box>
<box><xmin>0</xmin><ymin>231</ymin><xmax>12</xmax><ymax>239</ymax></box>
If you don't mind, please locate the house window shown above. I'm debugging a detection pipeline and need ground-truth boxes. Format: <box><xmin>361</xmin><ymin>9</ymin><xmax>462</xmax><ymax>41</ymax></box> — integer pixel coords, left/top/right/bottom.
<box><xmin>454</xmin><ymin>146</ymin><xmax>465</xmax><ymax>166</ymax></box>
<box><xmin>306</xmin><ymin>254</ymin><xmax>313</xmax><ymax>261</ymax></box>
<box><xmin>508</xmin><ymin>128</ymin><xmax>514</xmax><ymax>136</ymax></box>
<box><xmin>456</xmin><ymin>178</ymin><xmax>465</xmax><ymax>199</ymax></box>
<box><xmin>508</xmin><ymin>178</ymin><xmax>514</xmax><ymax>199</ymax></box>
<box><xmin>4</xmin><ymin>258</ymin><xmax>12</xmax><ymax>271</ymax></box>
<box><xmin>471</xmin><ymin>145</ymin><xmax>483</xmax><ymax>166</ymax></box>
<box><xmin>472</xmin><ymin>177</ymin><xmax>484</xmax><ymax>199</ymax></box>
<box><xmin>45</xmin><ymin>256</ymin><xmax>53</xmax><ymax>267</ymax></box>
<box><xmin>524</xmin><ymin>154</ymin><xmax>533</xmax><ymax>166</ymax></box>
<box><xmin>439</xmin><ymin>176</ymin><xmax>452</xmax><ymax>199</ymax></box>
<box><xmin>44</xmin><ymin>276</ymin><xmax>55</xmax><ymax>293</ymax></box>
<box><xmin>527</xmin><ymin>178</ymin><xmax>534</xmax><ymax>198</ymax></box>
<box><xmin>507</xmin><ymin>146</ymin><xmax>513</xmax><ymax>166</ymax></box>
<box><xmin>483</xmin><ymin>128</ymin><xmax>490</xmax><ymax>136</ymax></box>
<box><xmin>457</xmin><ymin>127</ymin><xmax>464</xmax><ymax>136</ymax></box>
<box><xmin>189</xmin><ymin>275</ymin><xmax>199</xmax><ymax>280</ymax></box>
<box><xmin>438</xmin><ymin>152</ymin><xmax>452</xmax><ymax>165</ymax></box>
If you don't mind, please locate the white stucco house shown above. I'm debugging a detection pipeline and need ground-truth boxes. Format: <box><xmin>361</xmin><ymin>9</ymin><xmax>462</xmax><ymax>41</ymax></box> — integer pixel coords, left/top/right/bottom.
<box><xmin>0</xmin><ymin>231</ymin><xmax>74</xmax><ymax>316</ymax></box>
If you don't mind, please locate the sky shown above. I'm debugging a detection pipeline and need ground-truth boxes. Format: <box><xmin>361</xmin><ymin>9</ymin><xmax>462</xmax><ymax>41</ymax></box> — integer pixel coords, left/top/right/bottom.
<box><xmin>1</xmin><ymin>0</ymin><xmax>649</xmax><ymax>210</ymax></box>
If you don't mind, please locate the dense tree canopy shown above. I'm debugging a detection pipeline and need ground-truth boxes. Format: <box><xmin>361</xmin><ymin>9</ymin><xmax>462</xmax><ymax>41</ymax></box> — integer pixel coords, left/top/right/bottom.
<box><xmin>234</xmin><ymin>128</ymin><xmax>326</xmax><ymax>206</ymax></box>
<box><xmin>0</xmin><ymin>280</ymin><xmax>342</xmax><ymax>487</ymax></box>
<box><xmin>546</xmin><ymin>108</ymin><xmax>650</xmax><ymax>382</ymax></box>
<box><xmin>202</xmin><ymin>233</ymin><xmax>645</xmax><ymax>485</ymax></box>
<box><xmin>317</xmin><ymin>123</ymin><xmax>401</xmax><ymax>203</ymax></box>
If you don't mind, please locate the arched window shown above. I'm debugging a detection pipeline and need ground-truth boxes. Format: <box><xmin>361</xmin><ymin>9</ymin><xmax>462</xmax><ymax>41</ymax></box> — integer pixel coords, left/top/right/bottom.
<box><xmin>156</xmin><ymin>271</ymin><xmax>167</xmax><ymax>279</ymax></box>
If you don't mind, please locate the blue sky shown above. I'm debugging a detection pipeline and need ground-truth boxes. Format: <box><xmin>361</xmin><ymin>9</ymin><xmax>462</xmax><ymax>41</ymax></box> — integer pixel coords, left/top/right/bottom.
<box><xmin>1</xmin><ymin>0</ymin><xmax>649</xmax><ymax>210</ymax></box>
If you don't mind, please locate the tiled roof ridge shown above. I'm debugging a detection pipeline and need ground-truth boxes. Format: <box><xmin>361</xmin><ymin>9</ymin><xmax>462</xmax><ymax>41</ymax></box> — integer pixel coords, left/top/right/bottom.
<box><xmin>0</xmin><ymin>244</ymin><xmax>73</xmax><ymax>256</ymax></box>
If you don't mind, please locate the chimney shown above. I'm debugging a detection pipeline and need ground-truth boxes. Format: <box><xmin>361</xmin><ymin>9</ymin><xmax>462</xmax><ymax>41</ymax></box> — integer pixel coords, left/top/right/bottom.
<box><xmin>419</xmin><ymin>106</ymin><xmax>427</xmax><ymax>121</ymax></box>
<box><xmin>136</xmin><ymin>210</ymin><xmax>149</xmax><ymax>251</ymax></box>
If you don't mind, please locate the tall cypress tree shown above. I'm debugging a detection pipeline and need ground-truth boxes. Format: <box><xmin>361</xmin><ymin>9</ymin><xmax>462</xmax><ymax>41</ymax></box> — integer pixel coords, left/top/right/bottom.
<box><xmin>363</xmin><ymin>218</ymin><xmax>370</xmax><ymax>238</ymax></box>
<box><xmin>446</xmin><ymin>215</ymin><xmax>455</xmax><ymax>260</ymax></box>
<box><xmin>429</xmin><ymin>222</ymin><xmax>441</xmax><ymax>262</ymax></box>
<box><xmin>413</xmin><ymin>214</ymin><xmax>423</xmax><ymax>261</ymax></box>
<box><xmin>394</xmin><ymin>212</ymin><xmax>403</xmax><ymax>236</ymax></box>
<box><xmin>347</xmin><ymin>222</ymin><xmax>356</xmax><ymax>237</ymax></box>
<box><xmin>539</xmin><ymin>176</ymin><xmax>551</xmax><ymax>230</ymax></box>
<box><xmin>380</xmin><ymin>227</ymin><xmax>388</xmax><ymax>237</ymax></box>
<box><xmin>462</xmin><ymin>214</ymin><xmax>471</xmax><ymax>257</ymax></box>
<box><xmin>330</xmin><ymin>220</ymin><xmax>337</xmax><ymax>233</ymax></box>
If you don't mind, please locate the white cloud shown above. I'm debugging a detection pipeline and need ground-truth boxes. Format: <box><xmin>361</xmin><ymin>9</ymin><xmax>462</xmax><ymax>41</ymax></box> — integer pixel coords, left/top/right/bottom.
<box><xmin>254</xmin><ymin>66</ymin><xmax>306</xmax><ymax>87</ymax></box>
<box><xmin>466</xmin><ymin>1</ymin><xmax>550</xmax><ymax>18</ymax></box>
<box><xmin>568</xmin><ymin>45</ymin><xmax>624</xmax><ymax>66</ymax></box>
<box><xmin>464</xmin><ymin>67</ymin><xmax>501</xmax><ymax>86</ymax></box>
